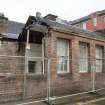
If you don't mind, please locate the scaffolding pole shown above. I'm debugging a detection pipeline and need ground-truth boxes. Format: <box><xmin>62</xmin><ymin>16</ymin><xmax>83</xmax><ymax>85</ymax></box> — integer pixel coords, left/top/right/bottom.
<box><xmin>46</xmin><ymin>58</ymin><xmax>51</xmax><ymax>104</ymax></box>
<box><xmin>23</xmin><ymin>29</ymin><xmax>30</xmax><ymax>100</ymax></box>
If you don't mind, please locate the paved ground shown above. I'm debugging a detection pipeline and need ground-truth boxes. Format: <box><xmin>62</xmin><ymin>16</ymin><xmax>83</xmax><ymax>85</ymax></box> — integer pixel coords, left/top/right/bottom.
<box><xmin>75</xmin><ymin>97</ymin><xmax>105</xmax><ymax>105</ymax></box>
<box><xmin>1</xmin><ymin>90</ymin><xmax>105</xmax><ymax>105</ymax></box>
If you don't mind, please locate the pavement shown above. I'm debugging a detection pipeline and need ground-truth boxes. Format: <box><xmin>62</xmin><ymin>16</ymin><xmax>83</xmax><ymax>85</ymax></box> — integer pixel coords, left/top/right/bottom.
<box><xmin>76</xmin><ymin>97</ymin><xmax>105</xmax><ymax>105</ymax></box>
<box><xmin>1</xmin><ymin>90</ymin><xmax>105</xmax><ymax>105</ymax></box>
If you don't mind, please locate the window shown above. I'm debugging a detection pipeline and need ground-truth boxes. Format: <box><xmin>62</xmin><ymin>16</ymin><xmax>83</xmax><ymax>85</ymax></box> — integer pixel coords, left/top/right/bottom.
<box><xmin>95</xmin><ymin>46</ymin><xmax>103</xmax><ymax>72</ymax></box>
<box><xmin>93</xmin><ymin>18</ymin><xmax>97</xmax><ymax>26</ymax></box>
<box><xmin>57</xmin><ymin>38</ymin><xmax>69</xmax><ymax>73</ymax></box>
<box><xmin>28</xmin><ymin>61</ymin><xmax>42</xmax><ymax>74</ymax></box>
<box><xmin>83</xmin><ymin>22</ymin><xmax>86</xmax><ymax>29</ymax></box>
<box><xmin>79</xmin><ymin>42</ymin><xmax>89</xmax><ymax>72</ymax></box>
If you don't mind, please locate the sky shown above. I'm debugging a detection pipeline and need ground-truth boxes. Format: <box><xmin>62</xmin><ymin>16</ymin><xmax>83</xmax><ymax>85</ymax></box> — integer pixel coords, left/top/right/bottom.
<box><xmin>0</xmin><ymin>0</ymin><xmax>105</xmax><ymax>23</ymax></box>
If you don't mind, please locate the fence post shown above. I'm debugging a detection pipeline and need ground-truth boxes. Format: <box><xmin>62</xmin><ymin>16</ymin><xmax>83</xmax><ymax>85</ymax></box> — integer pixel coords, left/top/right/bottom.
<box><xmin>92</xmin><ymin>65</ymin><xmax>96</xmax><ymax>92</ymax></box>
<box><xmin>23</xmin><ymin>29</ymin><xmax>30</xmax><ymax>100</ymax></box>
<box><xmin>47</xmin><ymin>58</ymin><xmax>51</xmax><ymax>104</ymax></box>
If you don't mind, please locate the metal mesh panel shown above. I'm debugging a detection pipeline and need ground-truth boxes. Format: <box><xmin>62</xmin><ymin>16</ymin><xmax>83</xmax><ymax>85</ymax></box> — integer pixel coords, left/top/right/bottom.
<box><xmin>49</xmin><ymin>57</ymin><xmax>105</xmax><ymax>103</ymax></box>
<box><xmin>0</xmin><ymin>55</ymin><xmax>48</xmax><ymax>104</ymax></box>
<box><xmin>0</xmin><ymin>55</ymin><xmax>24</xmax><ymax>103</ymax></box>
<box><xmin>50</xmin><ymin>58</ymin><xmax>93</xmax><ymax>98</ymax></box>
<box><xmin>0</xmin><ymin>56</ymin><xmax>105</xmax><ymax>105</ymax></box>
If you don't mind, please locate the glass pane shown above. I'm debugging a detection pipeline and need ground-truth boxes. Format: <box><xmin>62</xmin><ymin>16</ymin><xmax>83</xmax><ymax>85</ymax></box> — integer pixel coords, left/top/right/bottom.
<box><xmin>79</xmin><ymin>42</ymin><xmax>88</xmax><ymax>72</ymax></box>
<box><xmin>57</xmin><ymin>57</ymin><xmax>68</xmax><ymax>73</ymax></box>
<box><xmin>96</xmin><ymin>59</ymin><xmax>102</xmax><ymax>72</ymax></box>
<box><xmin>79</xmin><ymin>58</ymin><xmax>88</xmax><ymax>72</ymax></box>
<box><xmin>57</xmin><ymin>38</ymin><xmax>69</xmax><ymax>73</ymax></box>
<box><xmin>57</xmin><ymin>39</ymin><xmax>69</xmax><ymax>56</ymax></box>
<box><xmin>96</xmin><ymin>46</ymin><xmax>103</xmax><ymax>72</ymax></box>
<box><xmin>96</xmin><ymin>46</ymin><xmax>102</xmax><ymax>59</ymax></box>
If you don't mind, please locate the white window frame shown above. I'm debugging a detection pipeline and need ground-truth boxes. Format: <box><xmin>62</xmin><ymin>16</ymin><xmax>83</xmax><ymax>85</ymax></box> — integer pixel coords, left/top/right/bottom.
<box><xmin>93</xmin><ymin>18</ymin><xmax>97</xmax><ymax>26</ymax></box>
<box><xmin>95</xmin><ymin>45</ymin><xmax>103</xmax><ymax>73</ymax></box>
<box><xmin>79</xmin><ymin>42</ymin><xmax>89</xmax><ymax>73</ymax></box>
<box><xmin>83</xmin><ymin>22</ymin><xmax>86</xmax><ymax>29</ymax></box>
<box><xmin>57</xmin><ymin>38</ymin><xmax>69</xmax><ymax>74</ymax></box>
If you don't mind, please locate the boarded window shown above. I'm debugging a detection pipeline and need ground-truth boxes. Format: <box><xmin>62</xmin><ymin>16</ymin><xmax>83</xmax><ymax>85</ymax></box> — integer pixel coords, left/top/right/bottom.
<box><xmin>57</xmin><ymin>38</ymin><xmax>69</xmax><ymax>73</ymax></box>
<box><xmin>95</xmin><ymin>46</ymin><xmax>103</xmax><ymax>72</ymax></box>
<box><xmin>79</xmin><ymin>42</ymin><xmax>89</xmax><ymax>72</ymax></box>
<box><xmin>28</xmin><ymin>61</ymin><xmax>42</xmax><ymax>74</ymax></box>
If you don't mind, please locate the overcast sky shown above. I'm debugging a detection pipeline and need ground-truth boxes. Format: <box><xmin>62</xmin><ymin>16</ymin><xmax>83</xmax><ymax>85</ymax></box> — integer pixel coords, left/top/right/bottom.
<box><xmin>0</xmin><ymin>0</ymin><xmax>105</xmax><ymax>23</ymax></box>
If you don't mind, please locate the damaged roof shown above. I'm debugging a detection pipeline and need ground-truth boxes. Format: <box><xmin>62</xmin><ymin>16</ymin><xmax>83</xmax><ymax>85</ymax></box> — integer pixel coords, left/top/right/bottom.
<box><xmin>20</xmin><ymin>15</ymin><xmax>105</xmax><ymax>41</ymax></box>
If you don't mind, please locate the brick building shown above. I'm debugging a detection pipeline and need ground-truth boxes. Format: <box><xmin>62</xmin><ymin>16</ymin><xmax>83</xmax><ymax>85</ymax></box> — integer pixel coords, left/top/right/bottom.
<box><xmin>18</xmin><ymin>13</ymin><xmax>105</xmax><ymax>99</ymax></box>
<box><xmin>0</xmin><ymin>13</ymin><xmax>105</xmax><ymax>102</ymax></box>
<box><xmin>70</xmin><ymin>9</ymin><xmax>105</xmax><ymax>34</ymax></box>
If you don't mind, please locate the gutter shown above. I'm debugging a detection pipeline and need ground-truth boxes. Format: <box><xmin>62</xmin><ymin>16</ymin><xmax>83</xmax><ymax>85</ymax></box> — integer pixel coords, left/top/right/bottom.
<box><xmin>52</xmin><ymin>27</ymin><xmax>105</xmax><ymax>42</ymax></box>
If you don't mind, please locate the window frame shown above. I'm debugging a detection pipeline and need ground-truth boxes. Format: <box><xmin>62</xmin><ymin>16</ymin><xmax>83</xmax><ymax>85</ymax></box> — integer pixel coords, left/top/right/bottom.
<box><xmin>83</xmin><ymin>22</ymin><xmax>86</xmax><ymax>29</ymax></box>
<box><xmin>93</xmin><ymin>17</ymin><xmax>97</xmax><ymax>26</ymax></box>
<box><xmin>95</xmin><ymin>45</ymin><xmax>103</xmax><ymax>73</ymax></box>
<box><xmin>79</xmin><ymin>42</ymin><xmax>89</xmax><ymax>73</ymax></box>
<box><xmin>57</xmin><ymin>38</ymin><xmax>70</xmax><ymax>74</ymax></box>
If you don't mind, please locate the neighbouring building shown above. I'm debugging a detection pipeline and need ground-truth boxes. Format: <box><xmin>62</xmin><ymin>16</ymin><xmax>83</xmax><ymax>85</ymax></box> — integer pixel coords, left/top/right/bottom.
<box><xmin>0</xmin><ymin>14</ymin><xmax>25</xmax><ymax>102</ymax></box>
<box><xmin>0</xmin><ymin>12</ymin><xmax>105</xmax><ymax>102</ymax></box>
<box><xmin>70</xmin><ymin>9</ymin><xmax>105</xmax><ymax>34</ymax></box>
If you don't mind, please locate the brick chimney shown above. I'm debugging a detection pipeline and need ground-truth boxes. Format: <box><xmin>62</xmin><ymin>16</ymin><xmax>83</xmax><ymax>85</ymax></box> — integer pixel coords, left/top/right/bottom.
<box><xmin>0</xmin><ymin>13</ymin><xmax>8</xmax><ymax>33</ymax></box>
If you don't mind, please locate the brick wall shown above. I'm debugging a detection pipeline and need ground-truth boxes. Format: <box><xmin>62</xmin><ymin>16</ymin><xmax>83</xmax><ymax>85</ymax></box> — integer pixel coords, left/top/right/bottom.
<box><xmin>72</xmin><ymin>13</ymin><xmax>105</xmax><ymax>31</ymax></box>
<box><xmin>0</xmin><ymin>18</ymin><xmax>8</xmax><ymax>33</ymax></box>
<box><xmin>48</xmin><ymin>30</ymin><xmax>105</xmax><ymax>96</ymax></box>
<box><xmin>0</xmin><ymin>29</ymin><xmax>105</xmax><ymax>102</ymax></box>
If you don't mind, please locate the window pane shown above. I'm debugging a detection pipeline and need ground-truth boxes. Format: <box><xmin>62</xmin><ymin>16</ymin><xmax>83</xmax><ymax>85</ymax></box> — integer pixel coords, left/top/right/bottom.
<box><xmin>57</xmin><ymin>39</ymin><xmax>69</xmax><ymax>73</ymax></box>
<box><xmin>96</xmin><ymin>60</ymin><xmax>102</xmax><ymax>72</ymax></box>
<box><xmin>79</xmin><ymin>42</ymin><xmax>89</xmax><ymax>72</ymax></box>
<box><xmin>96</xmin><ymin>46</ymin><xmax>103</xmax><ymax>72</ymax></box>
<box><xmin>93</xmin><ymin>18</ymin><xmax>97</xmax><ymax>26</ymax></box>
<box><xmin>83</xmin><ymin>22</ymin><xmax>86</xmax><ymax>29</ymax></box>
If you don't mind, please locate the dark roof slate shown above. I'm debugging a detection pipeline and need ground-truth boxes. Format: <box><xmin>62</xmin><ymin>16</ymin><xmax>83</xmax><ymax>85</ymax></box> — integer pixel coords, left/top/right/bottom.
<box><xmin>2</xmin><ymin>21</ymin><xmax>24</xmax><ymax>40</ymax></box>
<box><xmin>8</xmin><ymin>21</ymin><xmax>24</xmax><ymax>35</ymax></box>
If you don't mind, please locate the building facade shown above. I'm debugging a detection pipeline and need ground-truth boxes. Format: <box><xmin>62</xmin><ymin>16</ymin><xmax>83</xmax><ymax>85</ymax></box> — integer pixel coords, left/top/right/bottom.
<box><xmin>70</xmin><ymin>9</ymin><xmax>105</xmax><ymax>34</ymax></box>
<box><xmin>0</xmin><ymin>13</ymin><xmax>105</xmax><ymax>102</ymax></box>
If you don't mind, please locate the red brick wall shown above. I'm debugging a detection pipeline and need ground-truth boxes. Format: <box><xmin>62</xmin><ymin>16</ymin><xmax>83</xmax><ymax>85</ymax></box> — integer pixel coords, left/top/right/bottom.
<box><xmin>72</xmin><ymin>12</ymin><xmax>105</xmax><ymax>31</ymax></box>
<box><xmin>48</xmin><ymin>30</ymin><xmax>105</xmax><ymax>80</ymax></box>
<box><xmin>0</xmin><ymin>18</ymin><xmax>8</xmax><ymax>33</ymax></box>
